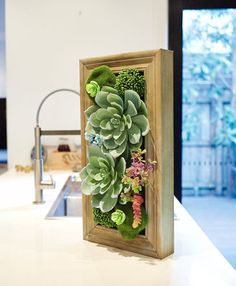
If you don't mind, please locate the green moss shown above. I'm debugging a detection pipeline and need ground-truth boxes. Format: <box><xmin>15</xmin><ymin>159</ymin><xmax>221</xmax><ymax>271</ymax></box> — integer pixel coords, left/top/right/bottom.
<box><xmin>86</xmin><ymin>65</ymin><xmax>116</xmax><ymax>99</ymax></box>
<box><xmin>115</xmin><ymin>69</ymin><xmax>145</xmax><ymax>97</ymax></box>
<box><xmin>117</xmin><ymin>203</ymin><xmax>148</xmax><ymax>240</ymax></box>
<box><xmin>93</xmin><ymin>208</ymin><xmax>117</xmax><ymax>229</ymax></box>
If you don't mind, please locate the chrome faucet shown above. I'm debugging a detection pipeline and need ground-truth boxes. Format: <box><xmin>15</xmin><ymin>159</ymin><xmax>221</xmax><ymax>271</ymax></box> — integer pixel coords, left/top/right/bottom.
<box><xmin>33</xmin><ymin>88</ymin><xmax>80</xmax><ymax>204</ymax></box>
<box><xmin>33</xmin><ymin>125</ymin><xmax>55</xmax><ymax>203</ymax></box>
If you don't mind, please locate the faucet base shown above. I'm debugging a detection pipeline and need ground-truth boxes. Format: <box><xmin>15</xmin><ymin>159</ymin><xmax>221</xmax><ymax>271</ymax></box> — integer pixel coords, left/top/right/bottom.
<box><xmin>33</xmin><ymin>200</ymin><xmax>46</xmax><ymax>204</ymax></box>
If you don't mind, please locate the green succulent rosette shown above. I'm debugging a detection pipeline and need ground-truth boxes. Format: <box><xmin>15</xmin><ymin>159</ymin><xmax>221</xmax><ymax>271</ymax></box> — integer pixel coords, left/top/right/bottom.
<box><xmin>80</xmin><ymin>145</ymin><xmax>126</xmax><ymax>212</ymax></box>
<box><xmin>111</xmin><ymin>209</ymin><xmax>126</xmax><ymax>225</ymax></box>
<box><xmin>85</xmin><ymin>81</ymin><xmax>100</xmax><ymax>98</ymax></box>
<box><xmin>85</xmin><ymin>88</ymin><xmax>149</xmax><ymax>158</ymax></box>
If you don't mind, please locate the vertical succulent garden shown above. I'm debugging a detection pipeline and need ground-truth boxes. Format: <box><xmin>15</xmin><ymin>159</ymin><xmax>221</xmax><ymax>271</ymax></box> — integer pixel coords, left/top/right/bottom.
<box><xmin>81</xmin><ymin>65</ymin><xmax>156</xmax><ymax>240</ymax></box>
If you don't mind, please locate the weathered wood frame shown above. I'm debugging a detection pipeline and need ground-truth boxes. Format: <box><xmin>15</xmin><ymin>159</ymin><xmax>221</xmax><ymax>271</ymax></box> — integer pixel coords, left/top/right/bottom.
<box><xmin>80</xmin><ymin>49</ymin><xmax>174</xmax><ymax>259</ymax></box>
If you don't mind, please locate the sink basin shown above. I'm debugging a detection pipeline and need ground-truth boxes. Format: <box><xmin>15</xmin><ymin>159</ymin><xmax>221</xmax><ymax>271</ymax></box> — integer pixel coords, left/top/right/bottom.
<box><xmin>46</xmin><ymin>176</ymin><xmax>82</xmax><ymax>218</ymax></box>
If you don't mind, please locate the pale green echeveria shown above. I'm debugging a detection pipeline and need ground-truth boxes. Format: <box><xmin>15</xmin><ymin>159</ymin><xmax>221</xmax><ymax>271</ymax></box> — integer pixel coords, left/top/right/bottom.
<box><xmin>85</xmin><ymin>88</ymin><xmax>149</xmax><ymax>158</ymax></box>
<box><xmin>80</xmin><ymin>145</ymin><xmax>126</xmax><ymax>212</ymax></box>
<box><xmin>85</xmin><ymin>81</ymin><xmax>100</xmax><ymax>97</ymax></box>
<box><xmin>111</xmin><ymin>209</ymin><xmax>126</xmax><ymax>225</ymax></box>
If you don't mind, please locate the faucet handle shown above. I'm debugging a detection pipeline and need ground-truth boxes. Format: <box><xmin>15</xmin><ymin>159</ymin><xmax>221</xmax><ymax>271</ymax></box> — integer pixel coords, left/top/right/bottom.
<box><xmin>40</xmin><ymin>174</ymin><xmax>56</xmax><ymax>189</ymax></box>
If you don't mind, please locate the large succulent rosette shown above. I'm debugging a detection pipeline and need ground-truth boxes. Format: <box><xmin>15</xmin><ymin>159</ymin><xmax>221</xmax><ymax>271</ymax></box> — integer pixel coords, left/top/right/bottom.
<box><xmin>85</xmin><ymin>87</ymin><xmax>149</xmax><ymax>158</ymax></box>
<box><xmin>80</xmin><ymin>145</ymin><xmax>126</xmax><ymax>212</ymax></box>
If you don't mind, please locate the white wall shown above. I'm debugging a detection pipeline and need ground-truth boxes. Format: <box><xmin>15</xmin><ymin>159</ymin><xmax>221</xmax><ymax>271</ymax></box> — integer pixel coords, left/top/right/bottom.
<box><xmin>6</xmin><ymin>0</ymin><xmax>168</xmax><ymax>168</ymax></box>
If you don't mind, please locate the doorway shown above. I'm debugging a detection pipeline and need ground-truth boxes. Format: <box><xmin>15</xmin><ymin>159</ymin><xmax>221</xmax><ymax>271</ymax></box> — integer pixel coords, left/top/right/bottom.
<box><xmin>169</xmin><ymin>0</ymin><xmax>236</xmax><ymax>269</ymax></box>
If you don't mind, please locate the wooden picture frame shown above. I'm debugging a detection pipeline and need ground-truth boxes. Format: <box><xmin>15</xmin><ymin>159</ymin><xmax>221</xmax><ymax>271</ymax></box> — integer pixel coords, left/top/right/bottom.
<box><xmin>80</xmin><ymin>49</ymin><xmax>174</xmax><ymax>259</ymax></box>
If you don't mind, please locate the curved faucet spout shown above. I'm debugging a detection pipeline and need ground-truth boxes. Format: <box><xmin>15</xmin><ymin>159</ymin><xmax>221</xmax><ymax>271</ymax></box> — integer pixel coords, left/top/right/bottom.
<box><xmin>36</xmin><ymin>88</ymin><xmax>80</xmax><ymax>126</ymax></box>
<box><xmin>33</xmin><ymin>88</ymin><xmax>80</xmax><ymax>204</ymax></box>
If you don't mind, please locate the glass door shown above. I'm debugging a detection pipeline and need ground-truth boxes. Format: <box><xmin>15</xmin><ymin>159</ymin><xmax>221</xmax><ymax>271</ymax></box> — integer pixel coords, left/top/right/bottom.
<box><xmin>169</xmin><ymin>1</ymin><xmax>236</xmax><ymax>269</ymax></box>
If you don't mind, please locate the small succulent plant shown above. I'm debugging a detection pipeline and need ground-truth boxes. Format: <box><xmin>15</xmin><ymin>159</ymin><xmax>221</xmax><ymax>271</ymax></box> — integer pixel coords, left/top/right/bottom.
<box><xmin>85</xmin><ymin>81</ymin><xmax>100</xmax><ymax>98</ymax></box>
<box><xmin>111</xmin><ymin>209</ymin><xmax>126</xmax><ymax>225</ymax></box>
<box><xmin>115</xmin><ymin>69</ymin><xmax>145</xmax><ymax>97</ymax></box>
<box><xmin>85</xmin><ymin>88</ymin><xmax>149</xmax><ymax>158</ymax></box>
<box><xmin>80</xmin><ymin>145</ymin><xmax>126</xmax><ymax>212</ymax></box>
<box><xmin>85</xmin><ymin>65</ymin><xmax>116</xmax><ymax>100</ymax></box>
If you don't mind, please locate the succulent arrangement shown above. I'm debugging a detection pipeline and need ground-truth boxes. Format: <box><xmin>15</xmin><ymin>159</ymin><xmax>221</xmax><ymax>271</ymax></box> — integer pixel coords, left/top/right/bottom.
<box><xmin>81</xmin><ymin>65</ymin><xmax>156</xmax><ymax>240</ymax></box>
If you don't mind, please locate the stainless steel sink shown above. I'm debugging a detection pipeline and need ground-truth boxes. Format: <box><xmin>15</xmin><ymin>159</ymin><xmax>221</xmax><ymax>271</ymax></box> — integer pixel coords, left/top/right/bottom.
<box><xmin>46</xmin><ymin>176</ymin><xmax>82</xmax><ymax>218</ymax></box>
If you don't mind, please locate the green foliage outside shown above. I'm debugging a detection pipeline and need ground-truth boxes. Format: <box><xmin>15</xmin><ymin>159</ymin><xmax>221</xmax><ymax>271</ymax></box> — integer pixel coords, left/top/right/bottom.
<box><xmin>183</xmin><ymin>9</ymin><xmax>236</xmax><ymax>147</ymax></box>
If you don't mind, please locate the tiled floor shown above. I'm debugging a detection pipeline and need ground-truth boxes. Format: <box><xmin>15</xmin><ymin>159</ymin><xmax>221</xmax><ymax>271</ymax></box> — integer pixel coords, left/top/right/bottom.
<box><xmin>183</xmin><ymin>195</ymin><xmax>236</xmax><ymax>269</ymax></box>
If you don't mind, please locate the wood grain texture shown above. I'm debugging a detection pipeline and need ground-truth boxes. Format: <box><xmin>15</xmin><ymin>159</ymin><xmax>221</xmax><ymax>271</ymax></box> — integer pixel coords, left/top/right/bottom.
<box><xmin>80</xmin><ymin>50</ymin><xmax>174</xmax><ymax>258</ymax></box>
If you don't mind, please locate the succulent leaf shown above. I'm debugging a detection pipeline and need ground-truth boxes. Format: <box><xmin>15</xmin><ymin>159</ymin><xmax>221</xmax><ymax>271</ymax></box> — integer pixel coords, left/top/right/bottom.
<box><xmin>109</xmin><ymin>138</ymin><xmax>127</xmax><ymax>158</ymax></box>
<box><xmin>102</xmin><ymin>86</ymin><xmax>119</xmax><ymax>94</ymax></box>
<box><xmin>132</xmin><ymin>115</ymin><xmax>150</xmax><ymax>136</ymax></box>
<box><xmin>128</xmin><ymin>124</ymin><xmax>141</xmax><ymax>144</ymax></box>
<box><xmin>95</xmin><ymin>91</ymin><xmax>110</xmax><ymax>108</ymax></box>
<box><xmin>92</xmin><ymin>193</ymin><xmax>103</xmax><ymax>208</ymax></box>
<box><xmin>100</xmin><ymin>186</ymin><xmax>117</xmax><ymax>212</ymax></box>
<box><xmin>130</xmin><ymin>136</ymin><xmax>143</xmax><ymax>151</ymax></box>
<box><xmin>124</xmin><ymin>90</ymin><xmax>141</xmax><ymax>110</ymax></box>
<box><xmin>125</xmin><ymin>100</ymin><xmax>138</xmax><ymax>117</ymax></box>
<box><xmin>107</xmin><ymin>93</ymin><xmax>123</xmax><ymax>111</ymax></box>
<box><xmin>114</xmin><ymin>130</ymin><xmax>127</xmax><ymax>145</ymax></box>
<box><xmin>85</xmin><ymin>105</ymin><xmax>100</xmax><ymax>118</ymax></box>
<box><xmin>139</xmin><ymin>101</ymin><xmax>148</xmax><ymax>116</ymax></box>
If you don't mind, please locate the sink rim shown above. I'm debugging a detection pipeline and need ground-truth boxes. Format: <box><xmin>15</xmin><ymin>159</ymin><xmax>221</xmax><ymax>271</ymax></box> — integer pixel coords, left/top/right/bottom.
<box><xmin>45</xmin><ymin>175</ymin><xmax>81</xmax><ymax>219</ymax></box>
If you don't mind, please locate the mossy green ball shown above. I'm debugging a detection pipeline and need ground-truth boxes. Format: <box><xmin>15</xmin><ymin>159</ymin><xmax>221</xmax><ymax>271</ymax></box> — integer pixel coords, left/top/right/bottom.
<box><xmin>86</xmin><ymin>65</ymin><xmax>116</xmax><ymax>99</ymax></box>
<box><xmin>115</xmin><ymin>69</ymin><xmax>145</xmax><ymax>97</ymax></box>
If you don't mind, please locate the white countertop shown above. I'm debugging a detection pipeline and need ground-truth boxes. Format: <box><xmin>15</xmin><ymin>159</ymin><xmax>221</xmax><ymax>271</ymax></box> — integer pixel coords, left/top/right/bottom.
<box><xmin>0</xmin><ymin>170</ymin><xmax>236</xmax><ymax>286</ymax></box>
